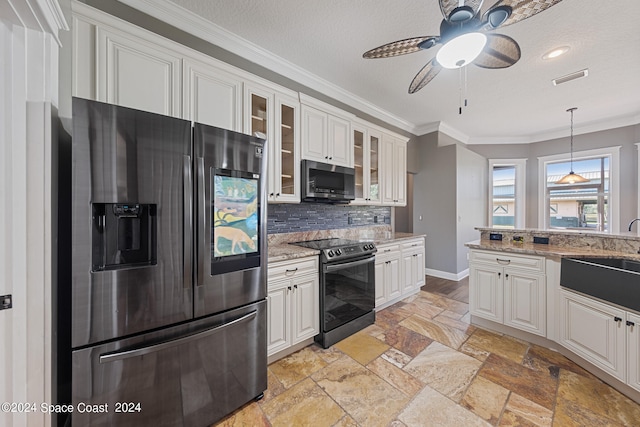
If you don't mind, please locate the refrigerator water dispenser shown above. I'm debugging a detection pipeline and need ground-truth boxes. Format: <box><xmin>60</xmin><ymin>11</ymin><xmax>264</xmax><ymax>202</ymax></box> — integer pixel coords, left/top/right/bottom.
<box><xmin>91</xmin><ymin>203</ymin><xmax>157</xmax><ymax>271</ymax></box>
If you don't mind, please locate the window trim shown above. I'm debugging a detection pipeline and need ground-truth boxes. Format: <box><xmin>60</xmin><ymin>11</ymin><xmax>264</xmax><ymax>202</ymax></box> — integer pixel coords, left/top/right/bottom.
<box><xmin>537</xmin><ymin>146</ymin><xmax>620</xmax><ymax>233</ymax></box>
<box><xmin>488</xmin><ymin>158</ymin><xmax>527</xmax><ymax>229</ymax></box>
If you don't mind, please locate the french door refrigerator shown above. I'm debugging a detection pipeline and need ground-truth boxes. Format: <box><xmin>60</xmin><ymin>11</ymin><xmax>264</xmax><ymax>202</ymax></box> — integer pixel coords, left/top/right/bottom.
<box><xmin>69</xmin><ymin>97</ymin><xmax>267</xmax><ymax>426</ymax></box>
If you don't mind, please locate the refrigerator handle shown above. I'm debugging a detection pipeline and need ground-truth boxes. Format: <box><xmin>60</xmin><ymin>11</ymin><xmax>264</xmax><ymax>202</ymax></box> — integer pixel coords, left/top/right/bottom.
<box><xmin>98</xmin><ymin>310</ymin><xmax>257</xmax><ymax>364</ymax></box>
<box><xmin>183</xmin><ymin>155</ymin><xmax>193</xmax><ymax>289</ymax></box>
<box><xmin>196</xmin><ymin>157</ymin><xmax>205</xmax><ymax>287</ymax></box>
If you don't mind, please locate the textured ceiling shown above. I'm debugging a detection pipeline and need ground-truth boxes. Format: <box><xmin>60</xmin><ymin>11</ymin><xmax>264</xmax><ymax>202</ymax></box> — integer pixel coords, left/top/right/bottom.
<box><xmin>165</xmin><ymin>0</ymin><xmax>640</xmax><ymax>143</ymax></box>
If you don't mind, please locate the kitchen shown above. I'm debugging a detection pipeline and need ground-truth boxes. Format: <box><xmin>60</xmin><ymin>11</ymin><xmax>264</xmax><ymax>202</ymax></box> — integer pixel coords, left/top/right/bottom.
<box><xmin>2</xmin><ymin>0</ymin><xmax>640</xmax><ymax>426</ymax></box>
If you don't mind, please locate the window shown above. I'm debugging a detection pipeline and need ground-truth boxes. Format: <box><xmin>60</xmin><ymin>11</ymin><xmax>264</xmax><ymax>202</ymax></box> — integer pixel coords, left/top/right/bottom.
<box><xmin>538</xmin><ymin>147</ymin><xmax>620</xmax><ymax>233</ymax></box>
<box><xmin>489</xmin><ymin>159</ymin><xmax>526</xmax><ymax>229</ymax></box>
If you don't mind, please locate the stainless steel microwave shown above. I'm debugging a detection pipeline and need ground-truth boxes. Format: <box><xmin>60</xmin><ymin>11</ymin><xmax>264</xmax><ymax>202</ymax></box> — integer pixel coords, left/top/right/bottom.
<box><xmin>301</xmin><ymin>160</ymin><xmax>355</xmax><ymax>203</ymax></box>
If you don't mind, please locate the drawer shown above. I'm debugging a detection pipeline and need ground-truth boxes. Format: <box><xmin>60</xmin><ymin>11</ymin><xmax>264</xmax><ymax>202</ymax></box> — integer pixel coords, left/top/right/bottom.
<box><xmin>268</xmin><ymin>256</ymin><xmax>318</xmax><ymax>281</ymax></box>
<box><xmin>376</xmin><ymin>243</ymin><xmax>400</xmax><ymax>255</ymax></box>
<box><xmin>470</xmin><ymin>250</ymin><xmax>545</xmax><ymax>273</ymax></box>
<box><xmin>401</xmin><ymin>239</ymin><xmax>424</xmax><ymax>251</ymax></box>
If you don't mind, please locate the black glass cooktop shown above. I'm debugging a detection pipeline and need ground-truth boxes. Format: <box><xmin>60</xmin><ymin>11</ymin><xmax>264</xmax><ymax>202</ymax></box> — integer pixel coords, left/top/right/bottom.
<box><xmin>290</xmin><ymin>238</ymin><xmax>359</xmax><ymax>250</ymax></box>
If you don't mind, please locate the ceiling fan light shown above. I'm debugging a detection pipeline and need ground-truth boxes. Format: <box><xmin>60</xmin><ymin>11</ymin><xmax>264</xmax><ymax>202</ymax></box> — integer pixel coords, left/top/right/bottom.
<box><xmin>436</xmin><ymin>32</ymin><xmax>487</xmax><ymax>69</ymax></box>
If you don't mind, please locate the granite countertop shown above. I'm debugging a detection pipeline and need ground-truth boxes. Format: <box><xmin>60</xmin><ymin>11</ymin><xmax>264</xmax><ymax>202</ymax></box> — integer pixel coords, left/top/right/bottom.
<box><xmin>267</xmin><ymin>244</ymin><xmax>320</xmax><ymax>263</ymax></box>
<box><xmin>267</xmin><ymin>231</ymin><xmax>426</xmax><ymax>262</ymax></box>
<box><xmin>466</xmin><ymin>239</ymin><xmax>640</xmax><ymax>261</ymax></box>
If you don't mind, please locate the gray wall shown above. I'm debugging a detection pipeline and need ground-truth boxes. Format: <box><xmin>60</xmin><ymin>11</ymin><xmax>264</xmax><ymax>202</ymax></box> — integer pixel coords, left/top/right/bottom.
<box><xmin>456</xmin><ymin>145</ymin><xmax>487</xmax><ymax>272</ymax></box>
<box><xmin>413</xmin><ymin>132</ymin><xmax>458</xmax><ymax>274</ymax></box>
<box><xmin>467</xmin><ymin>124</ymin><xmax>640</xmax><ymax>229</ymax></box>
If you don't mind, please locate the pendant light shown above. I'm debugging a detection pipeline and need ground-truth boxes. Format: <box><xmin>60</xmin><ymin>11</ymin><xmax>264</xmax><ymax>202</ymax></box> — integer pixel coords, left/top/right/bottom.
<box><xmin>555</xmin><ymin>107</ymin><xmax>589</xmax><ymax>184</ymax></box>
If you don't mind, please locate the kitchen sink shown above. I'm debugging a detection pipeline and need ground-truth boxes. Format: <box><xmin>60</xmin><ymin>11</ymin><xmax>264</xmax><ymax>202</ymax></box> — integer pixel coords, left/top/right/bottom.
<box><xmin>561</xmin><ymin>257</ymin><xmax>640</xmax><ymax>311</ymax></box>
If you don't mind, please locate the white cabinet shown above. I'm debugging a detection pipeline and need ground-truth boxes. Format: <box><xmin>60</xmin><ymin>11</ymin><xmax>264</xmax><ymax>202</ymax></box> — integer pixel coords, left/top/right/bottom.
<box><xmin>559</xmin><ymin>289</ymin><xmax>626</xmax><ymax>381</ymax></box>
<box><xmin>469</xmin><ymin>250</ymin><xmax>546</xmax><ymax>336</ymax></box>
<box><xmin>375</xmin><ymin>243</ymin><xmax>402</xmax><ymax>308</ymax></box>
<box><xmin>353</xmin><ymin>121</ymin><xmax>382</xmax><ymax>204</ymax></box>
<box><xmin>401</xmin><ymin>238</ymin><xmax>425</xmax><ymax>295</ymax></box>
<box><xmin>96</xmin><ymin>27</ymin><xmax>182</xmax><ymax>117</ymax></box>
<box><xmin>381</xmin><ymin>133</ymin><xmax>407</xmax><ymax>206</ymax></box>
<box><xmin>244</xmin><ymin>82</ymin><xmax>300</xmax><ymax>203</ymax></box>
<box><xmin>300</xmin><ymin>97</ymin><xmax>353</xmax><ymax>168</ymax></box>
<box><xmin>267</xmin><ymin>257</ymin><xmax>319</xmax><ymax>356</ymax></box>
<box><xmin>628</xmin><ymin>312</ymin><xmax>640</xmax><ymax>392</ymax></box>
<box><xmin>183</xmin><ymin>58</ymin><xmax>243</xmax><ymax>131</ymax></box>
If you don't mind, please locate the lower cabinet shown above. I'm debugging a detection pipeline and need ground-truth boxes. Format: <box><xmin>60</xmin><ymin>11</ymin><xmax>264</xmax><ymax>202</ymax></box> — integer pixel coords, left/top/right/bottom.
<box><xmin>375</xmin><ymin>243</ymin><xmax>401</xmax><ymax>308</ymax></box>
<box><xmin>559</xmin><ymin>288</ymin><xmax>640</xmax><ymax>392</ymax></box>
<box><xmin>469</xmin><ymin>250</ymin><xmax>546</xmax><ymax>336</ymax></box>
<box><xmin>375</xmin><ymin>238</ymin><xmax>425</xmax><ymax>309</ymax></box>
<box><xmin>267</xmin><ymin>257</ymin><xmax>319</xmax><ymax>356</ymax></box>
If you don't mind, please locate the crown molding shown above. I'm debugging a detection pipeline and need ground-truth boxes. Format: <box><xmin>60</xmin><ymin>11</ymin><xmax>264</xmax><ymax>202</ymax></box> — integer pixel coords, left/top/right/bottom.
<box><xmin>438</xmin><ymin>122</ymin><xmax>470</xmax><ymax>144</ymax></box>
<box><xmin>117</xmin><ymin>0</ymin><xmax>417</xmax><ymax>134</ymax></box>
<box><xmin>4</xmin><ymin>0</ymin><xmax>68</xmax><ymax>45</ymax></box>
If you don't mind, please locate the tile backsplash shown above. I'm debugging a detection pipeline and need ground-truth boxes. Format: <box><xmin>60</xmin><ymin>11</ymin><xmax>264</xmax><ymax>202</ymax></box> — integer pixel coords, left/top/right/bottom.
<box><xmin>267</xmin><ymin>203</ymin><xmax>391</xmax><ymax>234</ymax></box>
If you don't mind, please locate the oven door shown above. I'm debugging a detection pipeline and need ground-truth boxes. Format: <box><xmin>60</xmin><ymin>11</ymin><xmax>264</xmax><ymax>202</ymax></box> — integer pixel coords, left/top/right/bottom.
<box><xmin>321</xmin><ymin>255</ymin><xmax>375</xmax><ymax>333</ymax></box>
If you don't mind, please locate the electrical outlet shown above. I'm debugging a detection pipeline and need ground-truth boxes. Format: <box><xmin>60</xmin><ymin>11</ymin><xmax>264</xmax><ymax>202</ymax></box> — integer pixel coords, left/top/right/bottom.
<box><xmin>513</xmin><ymin>236</ymin><xmax>524</xmax><ymax>243</ymax></box>
<box><xmin>1</xmin><ymin>294</ymin><xmax>12</xmax><ymax>310</ymax></box>
<box><xmin>489</xmin><ymin>233</ymin><xmax>503</xmax><ymax>241</ymax></box>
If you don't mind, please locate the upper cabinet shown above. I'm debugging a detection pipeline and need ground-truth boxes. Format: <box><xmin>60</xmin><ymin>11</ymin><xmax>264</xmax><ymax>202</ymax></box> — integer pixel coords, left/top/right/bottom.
<box><xmin>353</xmin><ymin>120</ymin><xmax>382</xmax><ymax>205</ymax></box>
<box><xmin>243</xmin><ymin>81</ymin><xmax>301</xmax><ymax>203</ymax></box>
<box><xmin>183</xmin><ymin>57</ymin><xmax>243</xmax><ymax>132</ymax></box>
<box><xmin>300</xmin><ymin>94</ymin><xmax>354</xmax><ymax>168</ymax></box>
<box><xmin>96</xmin><ymin>27</ymin><xmax>182</xmax><ymax>117</ymax></box>
<box><xmin>72</xmin><ymin>4</ymin><xmax>407</xmax><ymax>207</ymax></box>
<box><xmin>381</xmin><ymin>133</ymin><xmax>407</xmax><ymax>206</ymax></box>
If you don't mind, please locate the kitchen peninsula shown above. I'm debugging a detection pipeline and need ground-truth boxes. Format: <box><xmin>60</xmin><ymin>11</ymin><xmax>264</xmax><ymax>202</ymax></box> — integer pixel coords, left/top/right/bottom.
<box><xmin>466</xmin><ymin>227</ymin><xmax>640</xmax><ymax>404</ymax></box>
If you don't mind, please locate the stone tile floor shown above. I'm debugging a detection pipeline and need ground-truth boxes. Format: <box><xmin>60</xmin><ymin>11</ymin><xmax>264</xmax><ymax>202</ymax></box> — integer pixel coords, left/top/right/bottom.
<box><xmin>214</xmin><ymin>289</ymin><xmax>640</xmax><ymax>426</ymax></box>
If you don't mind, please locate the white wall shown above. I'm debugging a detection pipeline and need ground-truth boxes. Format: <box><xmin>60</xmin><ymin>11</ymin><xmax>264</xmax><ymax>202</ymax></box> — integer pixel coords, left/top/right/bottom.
<box><xmin>0</xmin><ymin>2</ymin><xmax>67</xmax><ymax>426</ymax></box>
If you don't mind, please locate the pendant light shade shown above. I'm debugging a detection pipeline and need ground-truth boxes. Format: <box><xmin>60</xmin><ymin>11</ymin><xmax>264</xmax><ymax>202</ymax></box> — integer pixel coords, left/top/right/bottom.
<box><xmin>555</xmin><ymin>107</ymin><xmax>589</xmax><ymax>184</ymax></box>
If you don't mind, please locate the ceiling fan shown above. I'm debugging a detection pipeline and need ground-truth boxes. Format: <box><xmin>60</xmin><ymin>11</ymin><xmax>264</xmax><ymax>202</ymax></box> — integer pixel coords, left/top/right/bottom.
<box><xmin>363</xmin><ymin>0</ymin><xmax>564</xmax><ymax>94</ymax></box>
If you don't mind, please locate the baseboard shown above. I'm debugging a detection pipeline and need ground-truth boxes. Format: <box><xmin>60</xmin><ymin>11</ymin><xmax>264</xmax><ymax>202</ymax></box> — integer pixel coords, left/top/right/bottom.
<box><xmin>425</xmin><ymin>268</ymin><xmax>469</xmax><ymax>282</ymax></box>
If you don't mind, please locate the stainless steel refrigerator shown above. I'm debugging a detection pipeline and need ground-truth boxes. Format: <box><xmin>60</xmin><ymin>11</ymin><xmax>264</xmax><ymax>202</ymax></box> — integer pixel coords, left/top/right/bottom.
<box><xmin>69</xmin><ymin>97</ymin><xmax>267</xmax><ymax>426</ymax></box>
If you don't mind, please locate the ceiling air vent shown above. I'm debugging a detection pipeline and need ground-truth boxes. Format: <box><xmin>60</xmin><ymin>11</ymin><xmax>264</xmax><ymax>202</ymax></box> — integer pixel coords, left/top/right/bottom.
<box><xmin>552</xmin><ymin>69</ymin><xmax>589</xmax><ymax>86</ymax></box>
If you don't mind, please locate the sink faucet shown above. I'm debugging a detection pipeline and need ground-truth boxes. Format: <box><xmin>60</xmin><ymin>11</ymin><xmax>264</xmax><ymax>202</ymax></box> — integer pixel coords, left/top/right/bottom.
<box><xmin>628</xmin><ymin>218</ymin><xmax>640</xmax><ymax>232</ymax></box>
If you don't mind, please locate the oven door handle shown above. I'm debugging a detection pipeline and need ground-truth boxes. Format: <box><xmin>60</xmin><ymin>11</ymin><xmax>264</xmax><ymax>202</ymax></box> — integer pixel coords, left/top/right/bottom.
<box><xmin>324</xmin><ymin>256</ymin><xmax>375</xmax><ymax>272</ymax></box>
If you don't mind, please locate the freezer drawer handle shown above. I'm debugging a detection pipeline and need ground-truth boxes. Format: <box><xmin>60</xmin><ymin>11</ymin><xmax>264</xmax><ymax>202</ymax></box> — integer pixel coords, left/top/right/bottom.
<box><xmin>99</xmin><ymin>310</ymin><xmax>257</xmax><ymax>364</ymax></box>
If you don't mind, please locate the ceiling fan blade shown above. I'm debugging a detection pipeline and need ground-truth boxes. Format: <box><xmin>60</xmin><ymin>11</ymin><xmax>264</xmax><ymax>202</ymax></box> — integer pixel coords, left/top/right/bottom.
<box><xmin>408</xmin><ymin>58</ymin><xmax>442</xmax><ymax>94</ymax></box>
<box><xmin>474</xmin><ymin>34</ymin><xmax>521</xmax><ymax>68</ymax></box>
<box><xmin>440</xmin><ymin>0</ymin><xmax>484</xmax><ymax>21</ymax></box>
<box><xmin>363</xmin><ymin>36</ymin><xmax>439</xmax><ymax>59</ymax></box>
<box><xmin>483</xmin><ymin>0</ymin><xmax>563</xmax><ymax>29</ymax></box>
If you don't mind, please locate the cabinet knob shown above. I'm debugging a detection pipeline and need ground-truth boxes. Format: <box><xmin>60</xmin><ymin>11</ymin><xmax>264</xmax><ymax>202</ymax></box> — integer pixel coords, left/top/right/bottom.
<box><xmin>294</xmin><ymin>284</ymin><xmax>298</xmax><ymax>290</ymax></box>
<box><xmin>498</xmin><ymin>272</ymin><xmax>501</xmax><ymax>278</ymax></box>
<box><xmin>505</xmin><ymin>273</ymin><xmax>509</xmax><ymax>279</ymax></box>
<box><xmin>329</xmin><ymin>156</ymin><xmax>333</xmax><ymax>160</ymax></box>
<box><xmin>627</xmin><ymin>320</ymin><xmax>635</xmax><ymax>327</ymax></box>
<box><xmin>614</xmin><ymin>316</ymin><xmax>623</xmax><ymax>323</ymax></box>
<box><xmin>287</xmin><ymin>286</ymin><xmax>292</xmax><ymax>292</ymax></box>
<box><xmin>269</xmin><ymin>192</ymin><xmax>274</xmax><ymax>196</ymax></box>
<box><xmin>325</xmin><ymin>156</ymin><xmax>329</xmax><ymax>159</ymax></box>
<box><xmin>276</xmin><ymin>192</ymin><xmax>280</xmax><ymax>197</ymax></box>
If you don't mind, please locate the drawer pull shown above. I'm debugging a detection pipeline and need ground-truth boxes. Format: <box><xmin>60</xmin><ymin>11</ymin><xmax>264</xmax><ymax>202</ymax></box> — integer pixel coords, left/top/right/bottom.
<box><xmin>614</xmin><ymin>316</ymin><xmax>623</xmax><ymax>323</ymax></box>
<box><xmin>285</xmin><ymin>268</ymin><xmax>298</xmax><ymax>274</ymax></box>
<box><xmin>627</xmin><ymin>320</ymin><xmax>635</xmax><ymax>327</ymax></box>
<box><xmin>496</xmin><ymin>258</ymin><xmax>511</xmax><ymax>265</ymax></box>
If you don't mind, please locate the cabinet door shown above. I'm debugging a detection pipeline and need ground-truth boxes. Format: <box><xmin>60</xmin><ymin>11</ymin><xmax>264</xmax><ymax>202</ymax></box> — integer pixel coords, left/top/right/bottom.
<box><xmin>469</xmin><ymin>264</ymin><xmax>504</xmax><ymax>323</ymax></box>
<box><xmin>273</xmin><ymin>94</ymin><xmax>300</xmax><ymax>202</ymax></box>
<box><xmin>183</xmin><ymin>59</ymin><xmax>242</xmax><ymax>132</ymax></box>
<box><xmin>368</xmin><ymin>130</ymin><xmax>382</xmax><ymax>204</ymax></box>
<box><xmin>267</xmin><ymin>281</ymin><xmax>290</xmax><ymax>356</ymax></box>
<box><xmin>560</xmin><ymin>289</ymin><xmax>625</xmax><ymax>381</ymax></box>
<box><xmin>301</xmin><ymin>105</ymin><xmax>327</xmax><ymax>162</ymax></box>
<box><xmin>387</xmin><ymin>257</ymin><xmax>402</xmax><ymax>301</ymax></box>
<box><xmin>628</xmin><ymin>312</ymin><xmax>640</xmax><ymax>393</ymax></box>
<box><xmin>96</xmin><ymin>27</ymin><xmax>182</xmax><ymax>117</ymax></box>
<box><xmin>394</xmin><ymin>141</ymin><xmax>407</xmax><ymax>206</ymax></box>
<box><xmin>504</xmin><ymin>270</ymin><xmax>546</xmax><ymax>336</ymax></box>
<box><xmin>353</xmin><ymin>126</ymin><xmax>366</xmax><ymax>201</ymax></box>
<box><xmin>381</xmin><ymin>135</ymin><xmax>396</xmax><ymax>205</ymax></box>
<box><xmin>292</xmin><ymin>274</ymin><xmax>319</xmax><ymax>344</ymax></box>
<box><xmin>328</xmin><ymin>114</ymin><xmax>352</xmax><ymax>167</ymax></box>
<box><xmin>374</xmin><ymin>260</ymin><xmax>386</xmax><ymax>307</ymax></box>
<box><xmin>401</xmin><ymin>251</ymin><xmax>415</xmax><ymax>294</ymax></box>
<box><xmin>413</xmin><ymin>249</ymin><xmax>425</xmax><ymax>289</ymax></box>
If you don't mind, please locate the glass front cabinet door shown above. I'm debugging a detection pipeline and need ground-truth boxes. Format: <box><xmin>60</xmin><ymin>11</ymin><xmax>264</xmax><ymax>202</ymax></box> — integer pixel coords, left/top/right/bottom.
<box><xmin>244</xmin><ymin>83</ymin><xmax>300</xmax><ymax>203</ymax></box>
<box><xmin>353</xmin><ymin>122</ymin><xmax>382</xmax><ymax>204</ymax></box>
